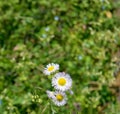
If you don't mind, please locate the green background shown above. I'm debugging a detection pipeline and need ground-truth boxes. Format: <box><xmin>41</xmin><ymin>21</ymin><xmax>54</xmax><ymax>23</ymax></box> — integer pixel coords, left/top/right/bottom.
<box><xmin>0</xmin><ymin>0</ymin><xmax>120</xmax><ymax>113</ymax></box>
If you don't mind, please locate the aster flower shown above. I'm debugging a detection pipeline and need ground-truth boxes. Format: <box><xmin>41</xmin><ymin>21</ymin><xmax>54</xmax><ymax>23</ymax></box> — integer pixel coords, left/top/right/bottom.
<box><xmin>52</xmin><ymin>72</ymin><xmax>72</xmax><ymax>91</ymax></box>
<box><xmin>69</xmin><ymin>89</ymin><xmax>74</xmax><ymax>95</ymax></box>
<box><xmin>53</xmin><ymin>91</ymin><xmax>67</xmax><ymax>106</ymax></box>
<box><xmin>46</xmin><ymin>90</ymin><xmax>67</xmax><ymax>106</ymax></box>
<box><xmin>46</xmin><ymin>90</ymin><xmax>55</xmax><ymax>99</ymax></box>
<box><xmin>43</xmin><ymin>63</ymin><xmax>59</xmax><ymax>75</ymax></box>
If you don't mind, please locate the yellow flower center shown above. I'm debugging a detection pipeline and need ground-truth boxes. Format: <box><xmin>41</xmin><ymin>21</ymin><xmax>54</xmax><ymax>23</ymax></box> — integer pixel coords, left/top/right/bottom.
<box><xmin>56</xmin><ymin>94</ymin><xmax>63</xmax><ymax>101</ymax></box>
<box><xmin>48</xmin><ymin>66</ymin><xmax>54</xmax><ymax>71</ymax></box>
<box><xmin>58</xmin><ymin>78</ymin><xmax>66</xmax><ymax>86</ymax></box>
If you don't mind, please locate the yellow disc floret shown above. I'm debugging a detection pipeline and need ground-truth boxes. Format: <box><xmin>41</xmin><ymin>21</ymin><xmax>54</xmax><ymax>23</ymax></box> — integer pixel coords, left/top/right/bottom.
<box><xmin>48</xmin><ymin>66</ymin><xmax>54</xmax><ymax>71</ymax></box>
<box><xmin>58</xmin><ymin>78</ymin><xmax>66</xmax><ymax>86</ymax></box>
<box><xmin>56</xmin><ymin>94</ymin><xmax>63</xmax><ymax>101</ymax></box>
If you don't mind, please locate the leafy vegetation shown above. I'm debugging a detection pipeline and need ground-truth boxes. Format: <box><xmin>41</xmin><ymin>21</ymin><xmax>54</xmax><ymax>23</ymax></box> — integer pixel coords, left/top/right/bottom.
<box><xmin>0</xmin><ymin>0</ymin><xmax>120</xmax><ymax>113</ymax></box>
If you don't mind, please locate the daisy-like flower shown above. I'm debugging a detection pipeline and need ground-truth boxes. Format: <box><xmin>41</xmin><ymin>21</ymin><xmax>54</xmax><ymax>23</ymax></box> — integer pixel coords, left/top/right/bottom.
<box><xmin>69</xmin><ymin>89</ymin><xmax>74</xmax><ymax>95</ymax></box>
<box><xmin>43</xmin><ymin>63</ymin><xmax>59</xmax><ymax>75</ymax></box>
<box><xmin>53</xmin><ymin>91</ymin><xmax>67</xmax><ymax>106</ymax></box>
<box><xmin>52</xmin><ymin>72</ymin><xmax>72</xmax><ymax>91</ymax></box>
<box><xmin>46</xmin><ymin>90</ymin><xmax>67</xmax><ymax>106</ymax></box>
<box><xmin>46</xmin><ymin>90</ymin><xmax>55</xmax><ymax>99</ymax></box>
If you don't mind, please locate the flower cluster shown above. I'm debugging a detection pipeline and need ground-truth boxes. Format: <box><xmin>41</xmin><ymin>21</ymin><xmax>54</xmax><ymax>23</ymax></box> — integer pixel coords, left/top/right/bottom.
<box><xmin>43</xmin><ymin>63</ymin><xmax>73</xmax><ymax>106</ymax></box>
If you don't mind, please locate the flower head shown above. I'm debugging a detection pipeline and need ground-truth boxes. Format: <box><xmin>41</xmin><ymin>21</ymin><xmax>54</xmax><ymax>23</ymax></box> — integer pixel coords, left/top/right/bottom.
<box><xmin>52</xmin><ymin>72</ymin><xmax>72</xmax><ymax>91</ymax></box>
<box><xmin>46</xmin><ymin>90</ymin><xmax>55</xmax><ymax>99</ymax></box>
<box><xmin>47</xmin><ymin>91</ymin><xmax>67</xmax><ymax>106</ymax></box>
<box><xmin>43</xmin><ymin>63</ymin><xmax>59</xmax><ymax>75</ymax></box>
<box><xmin>53</xmin><ymin>91</ymin><xmax>67</xmax><ymax>106</ymax></box>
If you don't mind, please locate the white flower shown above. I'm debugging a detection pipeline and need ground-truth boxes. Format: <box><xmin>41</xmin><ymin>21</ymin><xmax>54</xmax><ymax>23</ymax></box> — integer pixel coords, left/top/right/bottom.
<box><xmin>46</xmin><ymin>90</ymin><xmax>55</xmax><ymax>99</ymax></box>
<box><xmin>52</xmin><ymin>72</ymin><xmax>72</xmax><ymax>91</ymax></box>
<box><xmin>53</xmin><ymin>91</ymin><xmax>67</xmax><ymax>106</ymax></box>
<box><xmin>43</xmin><ymin>63</ymin><xmax>59</xmax><ymax>75</ymax></box>
<box><xmin>46</xmin><ymin>90</ymin><xmax>67</xmax><ymax>106</ymax></box>
<box><xmin>69</xmin><ymin>90</ymin><xmax>74</xmax><ymax>95</ymax></box>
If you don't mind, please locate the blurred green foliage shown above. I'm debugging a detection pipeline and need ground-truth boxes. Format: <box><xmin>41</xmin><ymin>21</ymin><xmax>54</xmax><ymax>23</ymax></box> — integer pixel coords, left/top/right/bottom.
<box><xmin>0</xmin><ymin>0</ymin><xmax>120</xmax><ymax>113</ymax></box>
